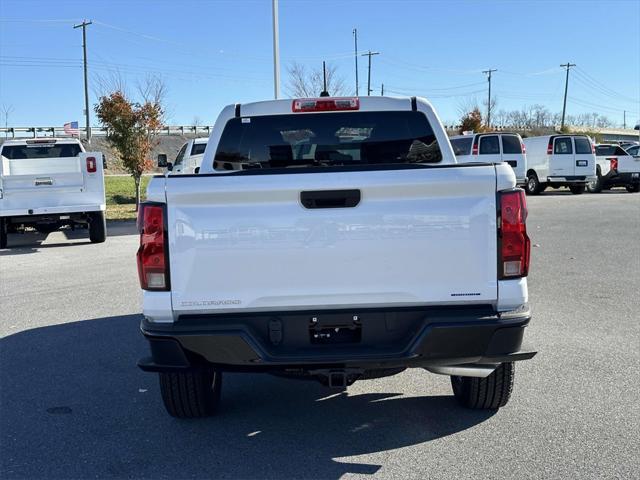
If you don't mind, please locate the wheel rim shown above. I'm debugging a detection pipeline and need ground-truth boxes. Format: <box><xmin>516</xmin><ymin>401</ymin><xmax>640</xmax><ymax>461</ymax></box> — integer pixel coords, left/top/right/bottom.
<box><xmin>527</xmin><ymin>177</ymin><xmax>536</xmax><ymax>191</ymax></box>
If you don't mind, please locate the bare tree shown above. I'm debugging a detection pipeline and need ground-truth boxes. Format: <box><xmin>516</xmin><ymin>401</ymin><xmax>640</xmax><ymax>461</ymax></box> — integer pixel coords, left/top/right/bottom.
<box><xmin>93</xmin><ymin>70</ymin><xmax>128</xmax><ymax>98</ymax></box>
<box><xmin>285</xmin><ymin>62</ymin><xmax>350</xmax><ymax>98</ymax></box>
<box><xmin>457</xmin><ymin>97</ymin><xmax>481</xmax><ymax>120</ymax></box>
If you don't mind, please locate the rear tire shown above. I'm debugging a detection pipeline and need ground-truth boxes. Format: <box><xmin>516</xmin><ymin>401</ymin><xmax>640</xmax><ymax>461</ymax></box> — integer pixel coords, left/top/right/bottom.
<box><xmin>451</xmin><ymin>362</ymin><xmax>515</xmax><ymax>409</ymax></box>
<box><xmin>159</xmin><ymin>370</ymin><xmax>222</xmax><ymax>418</ymax></box>
<box><xmin>626</xmin><ymin>184</ymin><xmax>640</xmax><ymax>193</ymax></box>
<box><xmin>587</xmin><ymin>172</ymin><xmax>602</xmax><ymax>193</ymax></box>
<box><xmin>569</xmin><ymin>185</ymin><xmax>585</xmax><ymax>195</ymax></box>
<box><xmin>525</xmin><ymin>172</ymin><xmax>542</xmax><ymax>195</ymax></box>
<box><xmin>0</xmin><ymin>218</ymin><xmax>8</xmax><ymax>249</ymax></box>
<box><xmin>89</xmin><ymin>211</ymin><xmax>107</xmax><ymax>243</ymax></box>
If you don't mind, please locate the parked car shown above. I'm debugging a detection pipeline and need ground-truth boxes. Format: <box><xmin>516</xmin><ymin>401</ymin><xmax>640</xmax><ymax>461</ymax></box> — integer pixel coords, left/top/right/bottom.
<box><xmin>158</xmin><ymin>138</ymin><xmax>207</xmax><ymax>174</ymax></box>
<box><xmin>0</xmin><ymin>138</ymin><xmax>106</xmax><ymax>248</ymax></box>
<box><xmin>522</xmin><ymin>135</ymin><xmax>596</xmax><ymax>195</ymax></box>
<box><xmin>588</xmin><ymin>144</ymin><xmax>640</xmax><ymax>193</ymax></box>
<box><xmin>624</xmin><ymin>144</ymin><xmax>639</xmax><ymax>157</ymax></box>
<box><xmin>136</xmin><ymin>96</ymin><xmax>535</xmax><ymax>418</ymax></box>
<box><xmin>450</xmin><ymin>132</ymin><xmax>527</xmax><ymax>185</ymax></box>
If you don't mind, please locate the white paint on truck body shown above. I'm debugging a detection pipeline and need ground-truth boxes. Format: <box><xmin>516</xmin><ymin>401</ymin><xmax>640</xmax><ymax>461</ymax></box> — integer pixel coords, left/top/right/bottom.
<box><xmin>143</xmin><ymin>96</ymin><xmax>527</xmax><ymax>322</ymax></box>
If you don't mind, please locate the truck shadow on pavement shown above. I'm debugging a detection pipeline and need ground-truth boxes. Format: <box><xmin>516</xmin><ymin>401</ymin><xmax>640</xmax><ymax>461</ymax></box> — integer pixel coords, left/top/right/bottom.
<box><xmin>1</xmin><ymin>314</ymin><xmax>495</xmax><ymax>479</ymax></box>
<box><xmin>0</xmin><ymin>221</ymin><xmax>138</xmax><ymax>256</ymax></box>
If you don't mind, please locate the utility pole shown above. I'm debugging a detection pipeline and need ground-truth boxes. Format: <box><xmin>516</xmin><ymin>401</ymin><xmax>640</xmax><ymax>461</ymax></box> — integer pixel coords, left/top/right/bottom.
<box><xmin>560</xmin><ymin>62</ymin><xmax>576</xmax><ymax>130</ymax></box>
<box><xmin>272</xmin><ymin>0</ymin><xmax>280</xmax><ymax>99</ymax></box>
<box><xmin>361</xmin><ymin>50</ymin><xmax>380</xmax><ymax>96</ymax></box>
<box><xmin>623</xmin><ymin>110</ymin><xmax>626</xmax><ymax>129</ymax></box>
<box><xmin>73</xmin><ymin>20</ymin><xmax>92</xmax><ymax>143</ymax></box>
<box><xmin>381</xmin><ymin>83</ymin><xmax>384</xmax><ymax>96</ymax></box>
<box><xmin>353</xmin><ymin>29</ymin><xmax>359</xmax><ymax>96</ymax></box>
<box><xmin>482</xmin><ymin>68</ymin><xmax>497</xmax><ymax>128</ymax></box>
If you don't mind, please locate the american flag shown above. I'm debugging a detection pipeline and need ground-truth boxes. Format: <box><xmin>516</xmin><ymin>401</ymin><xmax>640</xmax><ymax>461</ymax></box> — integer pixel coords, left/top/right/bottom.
<box><xmin>63</xmin><ymin>121</ymin><xmax>79</xmax><ymax>136</ymax></box>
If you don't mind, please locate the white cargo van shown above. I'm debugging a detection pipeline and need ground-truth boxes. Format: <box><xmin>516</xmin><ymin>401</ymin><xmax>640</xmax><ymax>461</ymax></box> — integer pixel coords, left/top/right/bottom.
<box><xmin>0</xmin><ymin>138</ymin><xmax>106</xmax><ymax>248</ymax></box>
<box><xmin>522</xmin><ymin>135</ymin><xmax>596</xmax><ymax>195</ymax></box>
<box><xmin>158</xmin><ymin>138</ymin><xmax>207</xmax><ymax>175</ymax></box>
<box><xmin>450</xmin><ymin>133</ymin><xmax>526</xmax><ymax>185</ymax></box>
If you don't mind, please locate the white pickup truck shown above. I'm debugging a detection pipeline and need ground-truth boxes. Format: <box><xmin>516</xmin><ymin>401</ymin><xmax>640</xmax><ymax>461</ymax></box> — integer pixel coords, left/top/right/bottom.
<box><xmin>0</xmin><ymin>138</ymin><xmax>106</xmax><ymax>248</ymax></box>
<box><xmin>588</xmin><ymin>144</ymin><xmax>640</xmax><ymax>193</ymax></box>
<box><xmin>157</xmin><ymin>138</ymin><xmax>208</xmax><ymax>175</ymax></box>
<box><xmin>136</xmin><ymin>96</ymin><xmax>535</xmax><ymax>418</ymax></box>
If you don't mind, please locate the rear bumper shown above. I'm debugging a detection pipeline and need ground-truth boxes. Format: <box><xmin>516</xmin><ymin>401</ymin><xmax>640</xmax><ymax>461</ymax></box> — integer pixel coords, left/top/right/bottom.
<box><xmin>0</xmin><ymin>204</ymin><xmax>105</xmax><ymax>218</ymax></box>
<box><xmin>138</xmin><ymin>305</ymin><xmax>535</xmax><ymax>373</ymax></box>
<box><xmin>602</xmin><ymin>171</ymin><xmax>640</xmax><ymax>187</ymax></box>
<box><xmin>546</xmin><ymin>175</ymin><xmax>595</xmax><ymax>185</ymax></box>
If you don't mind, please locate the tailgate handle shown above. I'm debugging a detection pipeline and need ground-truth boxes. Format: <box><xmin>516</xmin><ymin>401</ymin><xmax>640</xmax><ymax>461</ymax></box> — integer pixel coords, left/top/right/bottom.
<box><xmin>300</xmin><ymin>189</ymin><xmax>361</xmax><ymax>209</ymax></box>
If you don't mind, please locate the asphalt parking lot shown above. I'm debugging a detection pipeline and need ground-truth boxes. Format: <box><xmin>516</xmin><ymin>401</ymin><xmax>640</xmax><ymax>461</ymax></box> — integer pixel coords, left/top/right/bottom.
<box><xmin>1</xmin><ymin>191</ymin><xmax>639</xmax><ymax>479</ymax></box>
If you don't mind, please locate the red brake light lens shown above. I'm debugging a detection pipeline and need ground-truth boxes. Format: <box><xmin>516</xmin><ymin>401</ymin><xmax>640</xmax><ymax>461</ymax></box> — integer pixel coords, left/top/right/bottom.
<box><xmin>86</xmin><ymin>156</ymin><xmax>97</xmax><ymax>173</ymax></box>
<box><xmin>609</xmin><ymin>158</ymin><xmax>618</xmax><ymax>171</ymax></box>
<box><xmin>499</xmin><ymin>190</ymin><xmax>530</xmax><ymax>279</ymax></box>
<box><xmin>136</xmin><ymin>204</ymin><xmax>169</xmax><ymax>291</ymax></box>
<box><xmin>292</xmin><ymin>97</ymin><xmax>359</xmax><ymax>112</ymax></box>
<box><xmin>521</xmin><ymin>142</ymin><xmax>526</xmax><ymax>154</ymax></box>
<box><xmin>547</xmin><ymin>139</ymin><xmax>553</xmax><ymax>155</ymax></box>
<box><xmin>472</xmin><ymin>138</ymin><xmax>479</xmax><ymax>155</ymax></box>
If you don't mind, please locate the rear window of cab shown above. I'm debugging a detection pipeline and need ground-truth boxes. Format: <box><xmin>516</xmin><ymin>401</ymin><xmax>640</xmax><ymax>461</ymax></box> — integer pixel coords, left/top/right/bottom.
<box><xmin>1</xmin><ymin>143</ymin><xmax>82</xmax><ymax>159</ymax></box>
<box><xmin>213</xmin><ymin>110</ymin><xmax>442</xmax><ymax>170</ymax></box>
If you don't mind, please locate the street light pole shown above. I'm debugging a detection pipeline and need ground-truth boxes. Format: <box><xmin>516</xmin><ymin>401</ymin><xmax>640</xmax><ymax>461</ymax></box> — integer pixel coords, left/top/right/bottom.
<box><xmin>272</xmin><ymin>0</ymin><xmax>280</xmax><ymax>99</ymax></box>
<box><xmin>353</xmin><ymin>28</ymin><xmax>359</xmax><ymax>96</ymax></box>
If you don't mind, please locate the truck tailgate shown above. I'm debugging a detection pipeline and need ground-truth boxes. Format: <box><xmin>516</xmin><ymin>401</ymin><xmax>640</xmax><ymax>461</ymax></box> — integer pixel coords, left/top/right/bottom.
<box><xmin>617</xmin><ymin>154</ymin><xmax>640</xmax><ymax>173</ymax></box>
<box><xmin>166</xmin><ymin>165</ymin><xmax>498</xmax><ymax>313</ymax></box>
<box><xmin>0</xmin><ymin>153</ymin><xmax>105</xmax><ymax>213</ymax></box>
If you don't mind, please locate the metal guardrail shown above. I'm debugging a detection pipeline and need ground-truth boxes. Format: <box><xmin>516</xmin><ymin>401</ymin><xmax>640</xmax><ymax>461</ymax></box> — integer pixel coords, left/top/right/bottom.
<box><xmin>0</xmin><ymin>125</ymin><xmax>213</xmax><ymax>139</ymax></box>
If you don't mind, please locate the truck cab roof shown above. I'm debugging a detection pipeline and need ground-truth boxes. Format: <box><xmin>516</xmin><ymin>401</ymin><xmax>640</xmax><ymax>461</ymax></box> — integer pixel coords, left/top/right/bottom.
<box><xmin>1</xmin><ymin>137</ymin><xmax>84</xmax><ymax>147</ymax></box>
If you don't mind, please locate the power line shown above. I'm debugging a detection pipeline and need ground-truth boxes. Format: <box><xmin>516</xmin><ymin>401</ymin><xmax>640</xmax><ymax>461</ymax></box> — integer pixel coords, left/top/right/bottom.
<box><xmin>574</xmin><ymin>66</ymin><xmax>638</xmax><ymax>103</ymax></box>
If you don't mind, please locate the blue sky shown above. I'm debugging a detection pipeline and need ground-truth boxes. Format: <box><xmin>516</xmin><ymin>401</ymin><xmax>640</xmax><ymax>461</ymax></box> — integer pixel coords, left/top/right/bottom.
<box><xmin>1</xmin><ymin>0</ymin><xmax>639</xmax><ymax>127</ymax></box>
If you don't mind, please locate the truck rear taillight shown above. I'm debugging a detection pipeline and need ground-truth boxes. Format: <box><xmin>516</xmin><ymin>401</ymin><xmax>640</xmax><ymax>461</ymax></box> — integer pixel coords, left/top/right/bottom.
<box><xmin>292</xmin><ymin>97</ymin><xmax>359</xmax><ymax>112</ymax></box>
<box><xmin>547</xmin><ymin>138</ymin><xmax>553</xmax><ymax>155</ymax></box>
<box><xmin>499</xmin><ymin>190</ymin><xmax>530</xmax><ymax>279</ymax></box>
<box><xmin>608</xmin><ymin>158</ymin><xmax>618</xmax><ymax>171</ymax></box>
<box><xmin>136</xmin><ymin>203</ymin><xmax>169</xmax><ymax>291</ymax></box>
<box><xmin>86</xmin><ymin>156</ymin><xmax>97</xmax><ymax>173</ymax></box>
<box><xmin>521</xmin><ymin>142</ymin><xmax>526</xmax><ymax>154</ymax></box>
<box><xmin>472</xmin><ymin>137</ymin><xmax>479</xmax><ymax>155</ymax></box>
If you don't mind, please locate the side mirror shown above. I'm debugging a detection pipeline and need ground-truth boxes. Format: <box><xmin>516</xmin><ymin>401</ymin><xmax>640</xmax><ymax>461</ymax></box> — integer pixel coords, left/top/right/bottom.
<box><xmin>102</xmin><ymin>155</ymin><xmax>108</xmax><ymax>169</ymax></box>
<box><xmin>166</xmin><ymin>162</ymin><xmax>173</xmax><ymax>172</ymax></box>
<box><xmin>157</xmin><ymin>153</ymin><xmax>168</xmax><ymax>167</ymax></box>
